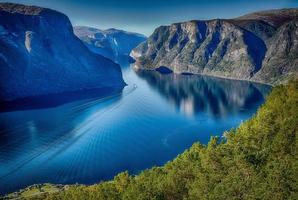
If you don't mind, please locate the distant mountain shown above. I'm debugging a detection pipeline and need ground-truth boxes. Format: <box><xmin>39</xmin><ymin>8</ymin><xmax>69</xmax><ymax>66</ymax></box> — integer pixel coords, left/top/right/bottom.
<box><xmin>131</xmin><ymin>8</ymin><xmax>298</xmax><ymax>85</ymax></box>
<box><xmin>0</xmin><ymin>3</ymin><xmax>125</xmax><ymax>101</ymax></box>
<box><xmin>74</xmin><ymin>26</ymin><xmax>147</xmax><ymax>63</ymax></box>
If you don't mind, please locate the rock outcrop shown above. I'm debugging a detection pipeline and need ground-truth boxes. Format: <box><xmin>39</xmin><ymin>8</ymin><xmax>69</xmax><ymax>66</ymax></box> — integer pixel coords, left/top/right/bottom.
<box><xmin>0</xmin><ymin>3</ymin><xmax>125</xmax><ymax>101</ymax></box>
<box><xmin>131</xmin><ymin>8</ymin><xmax>298</xmax><ymax>85</ymax></box>
<box><xmin>74</xmin><ymin>26</ymin><xmax>146</xmax><ymax>63</ymax></box>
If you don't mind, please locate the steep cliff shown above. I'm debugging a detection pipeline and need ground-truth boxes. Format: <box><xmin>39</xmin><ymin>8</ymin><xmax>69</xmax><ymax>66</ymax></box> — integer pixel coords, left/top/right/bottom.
<box><xmin>253</xmin><ymin>19</ymin><xmax>298</xmax><ymax>84</ymax></box>
<box><xmin>0</xmin><ymin>3</ymin><xmax>125</xmax><ymax>101</ymax></box>
<box><xmin>131</xmin><ymin>8</ymin><xmax>298</xmax><ymax>84</ymax></box>
<box><xmin>74</xmin><ymin>26</ymin><xmax>146</xmax><ymax>63</ymax></box>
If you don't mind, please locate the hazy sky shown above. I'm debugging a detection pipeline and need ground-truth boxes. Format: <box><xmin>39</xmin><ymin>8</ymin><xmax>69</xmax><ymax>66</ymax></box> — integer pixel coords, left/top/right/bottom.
<box><xmin>2</xmin><ymin>0</ymin><xmax>298</xmax><ymax>35</ymax></box>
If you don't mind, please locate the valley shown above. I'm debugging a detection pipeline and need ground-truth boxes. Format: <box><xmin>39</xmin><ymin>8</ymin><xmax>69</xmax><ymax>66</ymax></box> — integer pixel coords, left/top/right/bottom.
<box><xmin>0</xmin><ymin>2</ymin><xmax>297</xmax><ymax>199</ymax></box>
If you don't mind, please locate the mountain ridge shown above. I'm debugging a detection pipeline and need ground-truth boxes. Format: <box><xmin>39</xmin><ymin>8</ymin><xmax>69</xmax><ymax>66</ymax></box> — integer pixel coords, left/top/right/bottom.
<box><xmin>74</xmin><ymin>26</ymin><xmax>147</xmax><ymax>63</ymax></box>
<box><xmin>131</xmin><ymin>8</ymin><xmax>298</xmax><ymax>85</ymax></box>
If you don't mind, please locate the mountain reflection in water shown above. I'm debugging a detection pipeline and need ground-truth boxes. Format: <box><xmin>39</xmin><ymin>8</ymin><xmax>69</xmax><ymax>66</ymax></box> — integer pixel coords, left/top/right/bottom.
<box><xmin>135</xmin><ymin>69</ymin><xmax>271</xmax><ymax>118</ymax></box>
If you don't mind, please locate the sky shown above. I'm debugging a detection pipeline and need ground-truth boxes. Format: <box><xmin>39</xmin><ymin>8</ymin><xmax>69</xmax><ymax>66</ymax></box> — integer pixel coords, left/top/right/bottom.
<box><xmin>1</xmin><ymin>0</ymin><xmax>298</xmax><ymax>36</ymax></box>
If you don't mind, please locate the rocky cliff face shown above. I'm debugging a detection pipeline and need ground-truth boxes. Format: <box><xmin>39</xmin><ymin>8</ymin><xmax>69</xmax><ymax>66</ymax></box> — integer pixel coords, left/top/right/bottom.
<box><xmin>0</xmin><ymin>3</ymin><xmax>125</xmax><ymax>101</ymax></box>
<box><xmin>74</xmin><ymin>26</ymin><xmax>146</xmax><ymax>63</ymax></box>
<box><xmin>131</xmin><ymin>8</ymin><xmax>298</xmax><ymax>84</ymax></box>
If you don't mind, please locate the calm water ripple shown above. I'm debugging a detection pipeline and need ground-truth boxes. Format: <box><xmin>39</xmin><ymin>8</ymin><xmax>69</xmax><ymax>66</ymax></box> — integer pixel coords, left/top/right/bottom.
<box><xmin>0</xmin><ymin>63</ymin><xmax>271</xmax><ymax>195</ymax></box>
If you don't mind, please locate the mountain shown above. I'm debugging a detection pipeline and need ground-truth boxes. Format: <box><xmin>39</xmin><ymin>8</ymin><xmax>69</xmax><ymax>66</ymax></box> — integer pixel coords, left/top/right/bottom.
<box><xmin>74</xmin><ymin>26</ymin><xmax>147</xmax><ymax>63</ymax></box>
<box><xmin>131</xmin><ymin>8</ymin><xmax>298</xmax><ymax>85</ymax></box>
<box><xmin>0</xmin><ymin>3</ymin><xmax>125</xmax><ymax>101</ymax></box>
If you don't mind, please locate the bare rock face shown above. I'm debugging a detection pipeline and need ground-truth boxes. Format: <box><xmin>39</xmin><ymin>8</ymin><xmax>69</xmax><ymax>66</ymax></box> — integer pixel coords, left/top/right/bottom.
<box><xmin>131</xmin><ymin>8</ymin><xmax>298</xmax><ymax>85</ymax></box>
<box><xmin>0</xmin><ymin>3</ymin><xmax>125</xmax><ymax>101</ymax></box>
<box><xmin>74</xmin><ymin>26</ymin><xmax>146</xmax><ymax>63</ymax></box>
<box><xmin>253</xmin><ymin>19</ymin><xmax>298</xmax><ymax>84</ymax></box>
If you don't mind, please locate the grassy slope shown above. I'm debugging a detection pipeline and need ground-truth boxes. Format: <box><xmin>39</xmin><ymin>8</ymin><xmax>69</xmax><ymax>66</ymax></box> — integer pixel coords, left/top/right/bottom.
<box><xmin>5</xmin><ymin>81</ymin><xmax>298</xmax><ymax>200</ymax></box>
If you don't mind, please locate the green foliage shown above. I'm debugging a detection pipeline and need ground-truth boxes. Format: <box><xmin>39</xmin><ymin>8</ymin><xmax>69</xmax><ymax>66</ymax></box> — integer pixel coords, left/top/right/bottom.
<box><xmin>14</xmin><ymin>81</ymin><xmax>298</xmax><ymax>200</ymax></box>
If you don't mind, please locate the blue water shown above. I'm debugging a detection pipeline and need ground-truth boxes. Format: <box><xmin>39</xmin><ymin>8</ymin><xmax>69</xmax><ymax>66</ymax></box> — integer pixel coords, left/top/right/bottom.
<box><xmin>0</xmin><ymin>64</ymin><xmax>271</xmax><ymax>195</ymax></box>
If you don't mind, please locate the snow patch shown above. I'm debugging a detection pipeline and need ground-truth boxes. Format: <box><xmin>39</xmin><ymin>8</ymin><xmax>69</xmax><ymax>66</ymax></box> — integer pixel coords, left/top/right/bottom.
<box><xmin>113</xmin><ymin>37</ymin><xmax>118</xmax><ymax>47</ymax></box>
<box><xmin>25</xmin><ymin>31</ymin><xmax>33</xmax><ymax>53</ymax></box>
<box><xmin>130</xmin><ymin>50</ymin><xmax>142</xmax><ymax>58</ymax></box>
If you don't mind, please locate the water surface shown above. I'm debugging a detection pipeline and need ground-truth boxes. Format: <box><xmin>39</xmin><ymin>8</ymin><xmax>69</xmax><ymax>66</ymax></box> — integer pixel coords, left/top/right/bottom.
<box><xmin>0</xmin><ymin>64</ymin><xmax>271</xmax><ymax>195</ymax></box>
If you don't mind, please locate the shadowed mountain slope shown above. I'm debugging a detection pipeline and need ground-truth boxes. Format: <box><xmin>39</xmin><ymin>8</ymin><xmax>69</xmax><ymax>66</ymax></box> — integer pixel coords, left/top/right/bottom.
<box><xmin>0</xmin><ymin>3</ymin><xmax>125</xmax><ymax>101</ymax></box>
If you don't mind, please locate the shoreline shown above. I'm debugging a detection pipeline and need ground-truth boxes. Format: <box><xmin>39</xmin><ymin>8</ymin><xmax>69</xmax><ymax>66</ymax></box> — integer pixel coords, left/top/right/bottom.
<box><xmin>132</xmin><ymin>66</ymin><xmax>274</xmax><ymax>87</ymax></box>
